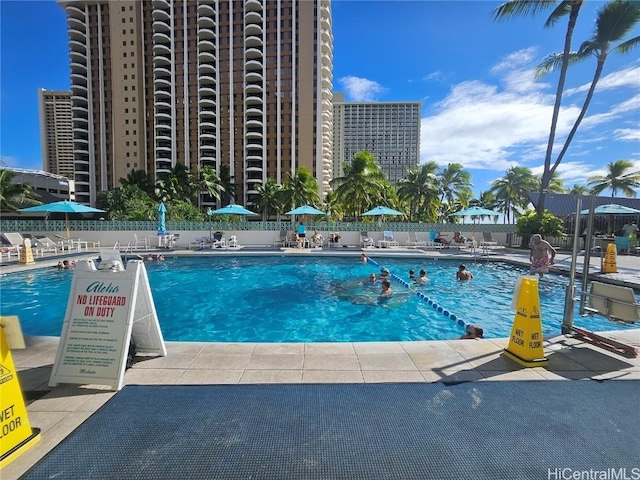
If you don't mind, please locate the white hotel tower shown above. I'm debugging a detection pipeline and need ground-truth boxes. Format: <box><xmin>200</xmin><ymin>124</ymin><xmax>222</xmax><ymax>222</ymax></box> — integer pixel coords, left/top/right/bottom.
<box><xmin>58</xmin><ymin>0</ymin><xmax>334</xmax><ymax>206</ymax></box>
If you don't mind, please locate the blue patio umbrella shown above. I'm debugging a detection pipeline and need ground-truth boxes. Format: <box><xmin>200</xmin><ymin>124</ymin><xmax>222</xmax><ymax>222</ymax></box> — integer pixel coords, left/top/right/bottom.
<box><xmin>450</xmin><ymin>206</ymin><xmax>501</xmax><ymax>240</ymax></box>
<box><xmin>578</xmin><ymin>203</ymin><xmax>640</xmax><ymax>234</ymax></box>
<box><xmin>579</xmin><ymin>204</ymin><xmax>640</xmax><ymax>215</ymax></box>
<box><xmin>211</xmin><ymin>204</ymin><xmax>257</xmax><ymax>216</ymax></box>
<box><xmin>157</xmin><ymin>202</ymin><xmax>167</xmax><ymax>235</ymax></box>
<box><xmin>362</xmin><ymin>206</ymin><xmax>403</xmax><ymax>217</ymax></box>
<box><xmin>19</xmin><ymin>200</ymin><xmax>105</xmax><ymax>239</ymax></box>
<box><xmin>286</xmin><ymin>205</ymin><xmax>325</xmax><ymax>216</ymax></box>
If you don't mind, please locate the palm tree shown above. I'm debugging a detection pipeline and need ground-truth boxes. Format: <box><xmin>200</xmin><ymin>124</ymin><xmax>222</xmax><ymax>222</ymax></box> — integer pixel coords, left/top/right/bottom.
<box><xmin>280</xmin><ymin>166</ymin><xmax>320</xmax><ymax>211</ymax></box>
<box><xmin>492</xmin><ymin>0</ymin><xmax>584</xmax><ymax>215</ymax></box>
<box><xmin>218</xmin><ymin>164</ymin><xmax>236</xmax><ymax>206</ymax></box>
<box><xmin>322</xmin><ymin>190</ymin><xmax>344</xmax><ymax>221</ymax></box>
<box><xmin>490</xmin><ymin>166</ymin><xmax>538</xmax><ymax>223</ymax></box>
<box><xmin>567</xmin><ymin>184</ymin><xmax>590</xmax><ymax>195</ymax></box>
<box><xmin>253</xmin><ymin>178</ymin><xmax>283</xmax><ymax>221</ymax></box>
<box><xmin>156</xmin><ymin>164</ymin><xmax>193</xmax><ymax>203</ymax></box>
<box><xmin>435</xmin><ymin>163</ymin><xmax>473</xmax><ymax>221</ymax></box>
<box><xmin>587</xmin><ymin>160</ymin><xmax>640</xmax><ymax>197</ymax></box>
<box><xmin>396</xmin><ymin>162</ymin><xmax>439</xmax><ymax>222</ymax></box>
<box><xmin>196</xmin><ymin>166</ymin><xmax>224</xmax><ymax>208</ymax></box>
<box><xmin>331</xmin><ymin>151</ymin><xmax>387</xmax><ymax>220</ymax></box>
<box><xmin>0</xmin><ymin>169</ymin><xmax>42</xmax><ymax>211</ymax></box>
<box><xmin>538</xmin><ymin>171</ymin><xmax>564</xmax><ymax>193</ymax></box>
<box><xmin>536</xmin><ymin>0</ymin><xmax>640</xmax><ymax>200</ymax></box>
<box><xmin>119</xmin><ymin>168</ymin><xmax>153</xmax><ymax>196</ymax></box>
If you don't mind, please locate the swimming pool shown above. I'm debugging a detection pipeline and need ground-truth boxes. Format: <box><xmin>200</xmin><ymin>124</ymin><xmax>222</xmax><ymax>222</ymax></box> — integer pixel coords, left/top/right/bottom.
<box><xmin>1</xmin><ymin>256</ymin><xmax>636</xmax><ymax>342</ymax></box>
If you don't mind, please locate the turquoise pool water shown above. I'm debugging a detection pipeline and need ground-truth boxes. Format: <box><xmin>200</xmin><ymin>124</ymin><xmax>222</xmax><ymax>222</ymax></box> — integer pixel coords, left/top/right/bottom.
<box><xmin>1</xmin><ymin>256</ymin><xmax>636</xmax><ymax>342</ymax></box>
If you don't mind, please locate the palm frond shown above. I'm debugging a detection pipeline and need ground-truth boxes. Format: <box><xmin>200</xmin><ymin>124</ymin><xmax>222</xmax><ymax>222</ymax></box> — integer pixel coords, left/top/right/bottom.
<box><xmin>544</xmin><ymin>1</ymin><xmax>573</xmax><ymax>28</ymax></box>
<box><xmin>491</xmin><ymin>0</ymin><xmax>557</xmax><ymax>21</ymax></box>
<box><xmin>615</xmin><ymin>35</ymin><xmax>640</xmax><ymax>54</ymax></box>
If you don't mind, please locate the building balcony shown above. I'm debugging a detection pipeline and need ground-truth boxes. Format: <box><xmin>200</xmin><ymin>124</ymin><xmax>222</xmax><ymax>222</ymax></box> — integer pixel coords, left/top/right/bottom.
<box><xmin>245</xmin><ymin>119</ymin><xmax>262</xmax><ymax>129</ymax></box>
<box><xmin>245</xmin><ymin>71</ymin><xmax>263</xmax><ymax>83</ymax></box>
<box><xmin>71</xmin><ymin>104</ymin><xmax>88</xmax><ymax>115</ymax></box>
<box><xmin>245</xmin><ymin>95</ymin><xmax>262</xmax><ymax>106</ymax></box>
<box><xmin>154</xmin><ymin>87</ymin><xmax>171</xmax><ymax>97</ymax></box>
<box><xmin>245</xmin><ymin>141</ymin><xmax>263</xmax><ymax>150</ymax></box>
<box><xmin>70</xmin><ymin>62</ymin><xmax>87</xmax><ymax>74</ymax></box>
<box><xmin>155</xmin><ymin>109</ymin><xmax>171</xmax><ymax>119</ymax></box>
<box><xmin>246</xmin><ymin>107</ymin><xmax>263</xmax><ymax>116</ymax></box>
<box><xmin>244</xmin><ymin>35</ymin><xmax>263</xmax><ymax>48</ymax></box>
<box><xmin>198</xmin><ymin>39</ymin><xmax>216</xmax><ymax>52</ymax></box>
<box><xmin>198</xmin><ymin>15</ymin><xmax>216</xmax><ymax>31</ymax></box>
<box><xmin>199</xmin><ymin>120</ymin><xmax>216</xmax><ymax>129</ymax></box>
<box><xmin>152</xmin><ymin>19</ymin><xmax>171</xmax><ymax>32</ymax></box>
<box><xmin>198</xmin><ymin>63</ymin><xmax>215</xmax><ymax>74</ymax></box>
<box><xmin>70</xmin><ymin>73</ymin><xmax>87</xmax><ymax>86</ymax></box>
<box><xmin>245</xmin><ymin>60</ymin><xmax>263</xmax><ymax>71</ymax></box>
<box><xmin>200</xmin><ymin>130</ymin><xmax>216</xmax><ymax>140</ymax></box>
<box><xmin>71</xmin><ymin>84</ymin><xmax>87</xmax><ymax>96</ymax></box>
<box><xmin>196</xmin><ymin>3</ymin><xmax>215</xmax><ymax>16</ymax></box>
<box><xmin>245</xmin><ymin>165</ymin><xmax>263</xmax><ymax>173</ymax></box>
<box><xmin>153</xmin><ymin>54</ymin><xmax>171</xmax><ymax>66</ymax></box>
<box><xmin>156</xmin><ymin>99</ymin><xmax>171</xmax><ymax>109</ymax></box>
<box><xmin>200</xmin><ymin>108</ymin><xmax>216</xmax><ymax>118</ymax></box>
<box><xmin>68</xmin><ymin>27</ymin><xmax>86</xmax><ymax>43</ymax></box>
<box><xmin>200</xmin><ymin>97</ymin><xmax>216</xmax><ymax>107</ymax></box>
<box><xmin>199</xmin><ymin>86</ymin><xmax>216</xmax><ymax>96</ymax></box>
<box><xmin>245</xmin><ymin>47</ymin><xmax>263</xmax><ymax>59</ymax></box>
<box><xmin>153</xmin><ymin>43</ymin><xmax>171</xmax><ymax>56</ymax></box>
<box><xmin>245</xmin><ymin>82</ymin><xmax>262</xmax><ymax>94</ymax></box>
<box><xmin>244</xmin><ymin>23</ymin><xmax>263</xmax><ymax>37</ymax></box>
<box><xmin>199</xmin><ymin>74</ymin><xmax>216</xmax><ymax>86</ymax></box>
<box><xmin>245</xmin><ymin>130</ymin><xmax>263</xmax><ymax>140</ymax></box>
<box><xmin>198</xmin><ymin>51</ymin><xmax>216</xmax><ymax>63</ymax></box>
<box><xmin>244</xmin><ymin>11</ymin><xmax>263</xmax><ymax>24</ymax></box>
<box><xmin>245</xmin><ymin>0</ymin><xmax>262</xmax><ymax>12</ymax></box>
<box><xmin>67</xmin><ymin>17</ymin><xmax>85</xmax><ymax>31</ymax></box>
<box><xmin>198</xmin><ymin>26</ymin><xmax>215</xmax><ymax>39</ymax></box>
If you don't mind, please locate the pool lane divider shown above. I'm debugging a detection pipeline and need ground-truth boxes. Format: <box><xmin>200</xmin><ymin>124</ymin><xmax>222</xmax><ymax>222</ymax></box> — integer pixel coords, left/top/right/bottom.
<box><xmin>365</xmin><ymin>257</ymin><xmax>469</xmax><ymax>333</ymax></box>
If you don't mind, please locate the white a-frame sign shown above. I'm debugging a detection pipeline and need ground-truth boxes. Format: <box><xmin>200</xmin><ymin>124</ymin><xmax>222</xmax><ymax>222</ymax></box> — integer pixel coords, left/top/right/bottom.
<box><xmin>49</xmin><ymin>254</ymin><xmax>167</xmax><ymax>390</ymax></box>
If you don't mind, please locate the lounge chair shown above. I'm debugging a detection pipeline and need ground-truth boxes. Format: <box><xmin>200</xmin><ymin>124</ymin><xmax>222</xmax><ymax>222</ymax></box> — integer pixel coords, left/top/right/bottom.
<box><xmin>227</xmin><ymin>235</ymin><xmax>239</xmax><ymax>249</ymax></box>
<box><xmin>586</xmin><ymin>282</ymin><xmax>639</xmax><ymax>324</ymax></box>
<box><xmin>211</xmin><ymin>231</ymin><xmax>226</xmax><ymax>249</ymax></box>
<box><xmin>189</xmin><ymin>237</ymin><xmax>210</xmax><ymax>250</ymax></box>
<box><xmin>133</xmin><ymin>233</ymin><xmax>150</xmax><ymax>250</ymax></box>
<box><xmin>480</xmin><ymin>232</ymin><xmax>503</xmax><ymax>254</ymax></box>
<box><xmin>34</xmin><ymin>236</ymin><xmax>60</xmax><ymax>256</ymax></box>
<box><xmin>424</xmin><ymin>231</ymin><xmax>444</xmax><ymax>249</ymax></box>
<box><xmin>379</xmin><ymin>231</ymin><xmax>399</xmax><ymax>248</ymax></box>
<box><xmin>406</xmin><ymin>232</ymin><xmax>426</xmax><ymax>248</ymax></box>
<box><xmin>274</xmin><ymin>230</ymin><xmax>288</xmax><ymax>248</ymax></box>
<box><xmin>360</xmin><ymin>231</ymin><xmax>375</xmax><ymax>248</ymax></box>
<box><xmin>328</xmin><ymin>232</ymin><xmax>341</xmax><ymax>248</ymax></box>
<box><xmin>1</xmin><ymin>232</ymin><xmax>24</xmax><ymax>257</ymax></box>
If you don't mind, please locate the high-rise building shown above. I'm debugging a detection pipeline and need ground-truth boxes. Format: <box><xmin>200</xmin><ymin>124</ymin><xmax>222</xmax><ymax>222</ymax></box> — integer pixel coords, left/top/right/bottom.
<box><xmin>38</xmin><ymin>89</ymin><xmax>75</xmax><ymax>178</ymax></box>
<box><xmin>333</xmin><ymin>93</ymin><xmax>421</xmax><ymax>184</ymax></box>
<box><xmin>58</xmin><ymin>0</ymin><xmax>333</xmax><ymax>206</ymax></box>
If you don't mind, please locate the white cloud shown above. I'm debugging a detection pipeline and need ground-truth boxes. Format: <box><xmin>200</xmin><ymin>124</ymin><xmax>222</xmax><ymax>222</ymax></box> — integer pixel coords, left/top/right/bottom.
<box><xmin>420</xmin><ymin>49</ymin><xmax>639</xmax><ymax>189</ymax></box>
<box><xmin>338</xmin><ymin>76</ymin><xmax>386</xmax><ymax>102</ymax></box>
<box><xmin>565</xmin><ymin>66</ymin><xmax>640</xmax><ymax>96</ymax></box>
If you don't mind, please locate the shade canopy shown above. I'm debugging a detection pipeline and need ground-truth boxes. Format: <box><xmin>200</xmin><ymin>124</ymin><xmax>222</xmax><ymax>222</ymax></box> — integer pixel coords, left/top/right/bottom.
<box><xmin>362</xmin><ymin>206</ymin><xmax>403</xmax><ymax>216</ymax></box>
<box><xmin>19</xmin><ymin>200</ymin><xmax>105</xmax><ymax>239</ymax></box>
<box><xmin>210</xmin><ymin>204</ymin><xmax>257</xmax><ymax>216</ymax></box>
<box><xmin>451</xmin><ymin>206</ymin><xmax>501</xmax><ymax>218</ymax></box>
<box><xmin>286</xmin><ymin>205</ymin><xmax>325</xmax><ymax>216</ymax></box>
<box><xmin>579</xmin><ymin>204</ymin><xmax>640</xmax><ymax>215</ymax></box>
<box><xmin>19</xmin><ymin>200</ymin><xmax>105</xmax><ymax>214</ymax></box>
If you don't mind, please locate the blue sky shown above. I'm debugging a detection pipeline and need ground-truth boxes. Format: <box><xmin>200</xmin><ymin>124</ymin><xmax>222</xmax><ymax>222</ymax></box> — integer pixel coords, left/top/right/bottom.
<box><xmin>1</xmin><ymin>0</ymin><xmax>639</xmax><ymax>198</ymax></box>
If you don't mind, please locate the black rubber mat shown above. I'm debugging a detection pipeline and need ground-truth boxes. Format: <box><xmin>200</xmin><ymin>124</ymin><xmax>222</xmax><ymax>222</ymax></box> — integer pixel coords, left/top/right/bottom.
<box><xmin>21</xmin><ymin>381</ymin><xmax>639</xmax><ymax>480</ymax></box>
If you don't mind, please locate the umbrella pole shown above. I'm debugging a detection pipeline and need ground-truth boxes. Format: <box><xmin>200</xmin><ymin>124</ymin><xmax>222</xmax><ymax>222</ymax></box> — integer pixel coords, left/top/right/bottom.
<box><xmin>65</xmin><ymin>213</ymin><xmax>70</xmax><ymax>239</ymax></box>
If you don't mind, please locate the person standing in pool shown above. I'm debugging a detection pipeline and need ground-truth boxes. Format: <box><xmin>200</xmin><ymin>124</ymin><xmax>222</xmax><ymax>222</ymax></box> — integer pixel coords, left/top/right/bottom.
<box><xmin>456</xmin><ymin>264</ymin><xmax>473</xmax><ymax>280</ymax></box>
<box><xmin>529</xmin><ymin>234</ymin><xmax>556</xmax><ymax>277</ymax></box>
<box><xmin>297</xmin><ymin>222</ymin><xmax>306</xmax><ymax>248</ymax></box>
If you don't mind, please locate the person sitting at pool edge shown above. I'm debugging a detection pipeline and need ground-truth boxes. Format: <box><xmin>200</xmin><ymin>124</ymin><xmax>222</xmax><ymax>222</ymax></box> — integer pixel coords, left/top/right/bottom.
<box><xmin>456</xmin><ymin>264</ymin><xmax>473</xmax><ymax>280</ymax></box>
<box><xmin>453</xmin><ymin>231</ymin><xmax>467</xmax><ymax>244</ymax></box>
<box><xmin>312</xmin><ymin>230</ymin><xmax>324</xmax><ymax>248</ymax></box>
<box><xmin>434</xmin><ymin>231</ymin><xmax>450</xmax><ymax>246</ymax></box>
<box><xmin>460</xmin><ymin>324</ymin><xmax>483</xmax><ymax>340</ymax></box>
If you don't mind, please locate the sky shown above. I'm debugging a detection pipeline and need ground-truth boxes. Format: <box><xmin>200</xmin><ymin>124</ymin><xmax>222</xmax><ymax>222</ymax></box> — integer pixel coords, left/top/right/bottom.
<box><xmin>1</xmin><ymin>0</ymin><xmax>639</xmax><ymax>199</ymax></box>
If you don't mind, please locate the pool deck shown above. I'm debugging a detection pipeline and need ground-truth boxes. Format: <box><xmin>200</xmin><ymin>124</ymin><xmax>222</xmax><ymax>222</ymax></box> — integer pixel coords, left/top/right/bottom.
<box><xmin>1</xmin><ymin>247</ymin><xmax>639</xmax><ymax>479</ymax></box>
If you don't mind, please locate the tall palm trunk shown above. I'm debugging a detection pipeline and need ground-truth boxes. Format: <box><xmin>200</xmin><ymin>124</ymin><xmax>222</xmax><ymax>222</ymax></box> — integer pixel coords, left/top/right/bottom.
<box><xmin>537</xmin><ymin>1</ymin><xmax>583</xmax><ymax>215</ymax></box>
<box><xmin>550</xmin><ymin>57</ymin><xmax>605</xmax><ymax>173</ymax></box>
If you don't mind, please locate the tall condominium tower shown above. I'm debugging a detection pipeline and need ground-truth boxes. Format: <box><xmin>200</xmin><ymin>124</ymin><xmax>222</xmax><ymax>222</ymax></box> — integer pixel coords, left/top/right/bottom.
<box><xmin>333</xmin><ymin>93</ymin><xmax>421</xmax><ymax>184</ymax></box>
<box><xmin>38</xmin><ymin>88</ymin><xmax>75</xmax><ymax>178</ymax></box>
<box><xmin>58</xmin><ymin>0</ymin><xmax>333</xmax><ymax>206</ymax></box>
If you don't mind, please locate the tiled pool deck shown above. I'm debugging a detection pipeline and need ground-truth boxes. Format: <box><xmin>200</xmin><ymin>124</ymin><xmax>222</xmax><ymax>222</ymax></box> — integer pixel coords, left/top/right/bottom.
<box><xmin>1</xmin><ymin>247</ymin><xmax>638</xmax><ymax>479</ymax></box>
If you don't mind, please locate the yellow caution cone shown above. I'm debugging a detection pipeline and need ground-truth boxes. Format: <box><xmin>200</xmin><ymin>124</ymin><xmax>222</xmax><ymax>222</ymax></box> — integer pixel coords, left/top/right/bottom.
<box><xmin>0</xmin><ymin>326</ymin><xmax>40</xmax><ymax>468</ymax></box>
<box><xmin>502</xmin><ymin>277</ymin><xmax>549</xmax><ymax>368</ymax></box>
<box><xmin>602</xmin><ymin>242</ymin><xmax>618</xmax><ymax>273</ymax></box>
<box><xmin>18</xmin><ymin>238</ymin><xmax>34</xmax><ymax>265</ymax></box>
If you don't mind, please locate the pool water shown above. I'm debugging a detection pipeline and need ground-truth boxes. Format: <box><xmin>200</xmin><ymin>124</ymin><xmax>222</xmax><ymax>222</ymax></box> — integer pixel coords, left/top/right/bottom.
<box><xmin>1</xmin><ymin>256</ymin><xmax>636</xmax><ymax>342</ymax></box>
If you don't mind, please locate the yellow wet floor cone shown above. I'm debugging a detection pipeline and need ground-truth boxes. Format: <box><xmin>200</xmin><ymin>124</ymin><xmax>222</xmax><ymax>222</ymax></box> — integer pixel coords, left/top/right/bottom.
<box><xmin>18</xmin><ymin>238</ymin><xmax>34</xmax><ymax>265</ymax></box>
<box><xmin>0</xmin><ymin>327</ymin><xmax>40</xmax><ymax>467</ymax></box>
<box><xmin>502</xmin><ymin>276</ymin><xmax>548</xmax><ymax>368</ymax></box>
<box><xmin>602</xmin><ymin>242</ymin><xmax>618</xmax><ymax>273</ymax></box>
